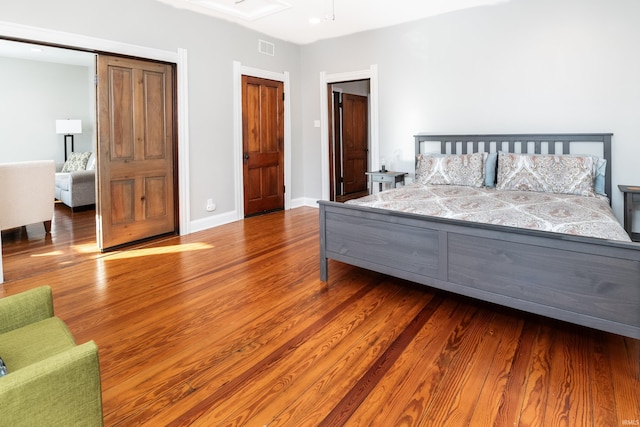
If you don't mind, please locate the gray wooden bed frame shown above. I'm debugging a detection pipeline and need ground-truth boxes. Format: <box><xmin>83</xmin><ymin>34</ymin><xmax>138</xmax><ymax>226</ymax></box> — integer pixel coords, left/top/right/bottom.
<box><xmin>319</xmin><ymin>133</ymin><xmax>640</xmax><ymax>341</ymax></box>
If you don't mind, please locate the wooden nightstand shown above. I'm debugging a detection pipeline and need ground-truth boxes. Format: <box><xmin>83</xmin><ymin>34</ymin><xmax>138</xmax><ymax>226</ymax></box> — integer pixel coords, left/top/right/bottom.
<box><xmin>618</xmin><ymin>185</ymin><xmax>640</xmax><ymax>242</ymax></box>
<box><xmin>365</xmin><ymin>171</ymin><xmax>408</xmax><ymax>192</ymax></box>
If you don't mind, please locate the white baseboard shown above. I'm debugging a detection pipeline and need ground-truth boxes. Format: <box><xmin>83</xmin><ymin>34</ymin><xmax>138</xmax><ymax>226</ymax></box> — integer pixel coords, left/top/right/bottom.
<box><xmin>290</xmin><ymin>197</ymin><xmax>319</xmax><ymax>209</ymax></box>
<box><xmin>188</xmin><ymin>201</ymin><xmax>318</xmax><ymax>235</ymax></box>
<box><xmin>189</xmin><ymin>210</ymin><xmax>240</xmax><ymax>233</ymax></box>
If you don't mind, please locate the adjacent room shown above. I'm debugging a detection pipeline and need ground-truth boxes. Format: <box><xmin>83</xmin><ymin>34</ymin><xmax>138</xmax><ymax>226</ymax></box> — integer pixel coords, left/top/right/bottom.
<box><xmin>1</xmin><ymin>0</ymin><xmax>639</xmax><ymax>425</ymax></box>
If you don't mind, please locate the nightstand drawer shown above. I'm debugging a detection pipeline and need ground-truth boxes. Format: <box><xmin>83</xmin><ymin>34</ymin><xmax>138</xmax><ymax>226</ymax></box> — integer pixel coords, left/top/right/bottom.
<box><xmin>371</xmin><ymin>174</ymin><xmax>394</xmax><ymax>183</ymax></box>
<box><xmin>365</xmin><ymin>171</ymin><xmax>408</xmax><ymax>193</ymax></box>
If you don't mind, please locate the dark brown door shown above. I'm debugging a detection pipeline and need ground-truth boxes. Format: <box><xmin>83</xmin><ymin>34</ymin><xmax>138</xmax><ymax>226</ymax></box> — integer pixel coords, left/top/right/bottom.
<box><xmin>341</xmin><ymin>93</ymin><xmax>368</xmax><ymax>195</ymax></box>
<box><xmin>96</xmin><ymin>55</ymin><xmax>176</xmax><ymax>250</ymax></box>
<box><xmin>242</xmin><ymin>75</ymin><xmax>284</xmax><ymax>217</ymax></box>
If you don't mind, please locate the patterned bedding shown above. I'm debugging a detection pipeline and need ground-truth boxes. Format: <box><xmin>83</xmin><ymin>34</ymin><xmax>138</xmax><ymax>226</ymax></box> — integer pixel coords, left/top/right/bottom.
<box><xmin>346</xmin><ymin>184</ymin><xmax>631</xmax><ymax>242</ymax></box>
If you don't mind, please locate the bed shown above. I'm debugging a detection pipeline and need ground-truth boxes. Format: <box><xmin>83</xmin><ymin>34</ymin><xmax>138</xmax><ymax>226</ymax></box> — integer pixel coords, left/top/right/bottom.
<box><xmin>318</xmin><ymin>133</ymin><xmax>640</xmax><ymax>341</ymax></box>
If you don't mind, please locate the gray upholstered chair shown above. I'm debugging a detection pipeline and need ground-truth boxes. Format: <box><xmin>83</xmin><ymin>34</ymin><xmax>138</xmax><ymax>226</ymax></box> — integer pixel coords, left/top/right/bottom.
<box><xmin>55</xmin><ymin>152</ymin><xmax>96</xmax><ymax>209</ymax></box>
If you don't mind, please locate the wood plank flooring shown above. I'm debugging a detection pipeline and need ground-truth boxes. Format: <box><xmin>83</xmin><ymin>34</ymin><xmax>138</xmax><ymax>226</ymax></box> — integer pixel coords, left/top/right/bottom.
<box><xmin>1</xmin><ymin>205</ymin><xmax>639</xmax><ymax>426</ymax></box>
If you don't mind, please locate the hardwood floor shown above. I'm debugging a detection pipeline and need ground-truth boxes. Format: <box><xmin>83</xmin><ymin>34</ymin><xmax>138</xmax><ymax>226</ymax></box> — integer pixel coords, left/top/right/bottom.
<box><xmin>1</xmin><ymin>206</ymin><xmax>639</xmax><ymax>426</ymax></box>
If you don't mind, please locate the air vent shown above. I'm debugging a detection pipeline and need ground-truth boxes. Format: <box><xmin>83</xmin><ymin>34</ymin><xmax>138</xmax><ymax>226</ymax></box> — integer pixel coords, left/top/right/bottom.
<box><xmin>258</xmin><ymin>39</ymin><xmax>275</xmax><ymax>56</ymax></box>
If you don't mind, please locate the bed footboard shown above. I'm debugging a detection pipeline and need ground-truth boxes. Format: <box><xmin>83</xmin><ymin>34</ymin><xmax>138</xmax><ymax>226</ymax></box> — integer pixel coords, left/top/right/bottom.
<box><xmin>319</xmin><ymin>201</ymin><xmax>640</xmax><ymax>340</ymax></box>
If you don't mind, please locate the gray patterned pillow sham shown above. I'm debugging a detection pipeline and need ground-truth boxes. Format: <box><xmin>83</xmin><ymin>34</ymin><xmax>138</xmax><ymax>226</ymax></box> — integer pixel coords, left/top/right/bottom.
<box><xmin>416</xmin><ymin>152</ymin><xmax>487</xmax><ymax>188</ymax></box>
<box><xmin>496</xmin><ymin>152</ymin><xmax>597</xmax><ymax>197</ymax></box>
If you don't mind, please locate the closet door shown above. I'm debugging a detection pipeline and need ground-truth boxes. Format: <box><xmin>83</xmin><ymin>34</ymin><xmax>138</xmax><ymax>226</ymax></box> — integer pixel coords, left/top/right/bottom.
<box><xmin>96</xmin><ymin>55</ymin><xmax>176</xmax><ymax>250</ymax></box>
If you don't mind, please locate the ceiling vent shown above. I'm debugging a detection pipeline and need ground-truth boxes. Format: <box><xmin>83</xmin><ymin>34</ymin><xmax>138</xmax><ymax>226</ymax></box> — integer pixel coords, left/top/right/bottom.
<box><xmin>189</xmin><ymin>0</ymin><xmax>291</xmax><ymax>21</ymax></box>
<box><xmin>258</xmin><ymin>39</ymin><xmax>275</xmax><ymax>56</ymax></box>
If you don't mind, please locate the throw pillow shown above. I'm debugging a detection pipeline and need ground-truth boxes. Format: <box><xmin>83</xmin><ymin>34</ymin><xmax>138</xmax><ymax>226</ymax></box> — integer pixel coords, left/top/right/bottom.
<box><xmin>61</xmin><ymin>152</ymin><xmax>92</xmax><ymax>173</ymax></box>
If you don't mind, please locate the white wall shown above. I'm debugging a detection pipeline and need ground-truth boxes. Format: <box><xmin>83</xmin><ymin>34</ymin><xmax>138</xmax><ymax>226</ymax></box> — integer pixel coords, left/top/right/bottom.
<box><xmin>0</xmin><ymin>0</ymin><xmax>302</xmax><ymax>223</ymax></box>
<box><xmin>0</xmin><ymin>57</ymin><xmax>94</xmax><ymax>163</ymax></box>
<box><xmin>300</xmin><ymin>0</ymin><xmax>640</xmax><ymax>223</ymax></box>
<box><xmin>1</xmin><ymin>0</ymin><xmax>639</xmax><ymax>228</ymax></box>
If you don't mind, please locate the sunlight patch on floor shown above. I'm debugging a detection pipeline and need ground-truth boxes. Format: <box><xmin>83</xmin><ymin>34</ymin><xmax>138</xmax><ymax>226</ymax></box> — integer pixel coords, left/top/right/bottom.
<box><xmin>105</xmin><ymin>242</ymin><xmax>214</xmax><ymax>260</ymax></box>
<box><xmin>31</xmin><ymin>250</ymin><xmax>64</xmax><ymax>257</ymax></box>
<box><xmin>73</xmin><ymin>243</ymin><xmax>100</xmax><ymax>254</ymax></box>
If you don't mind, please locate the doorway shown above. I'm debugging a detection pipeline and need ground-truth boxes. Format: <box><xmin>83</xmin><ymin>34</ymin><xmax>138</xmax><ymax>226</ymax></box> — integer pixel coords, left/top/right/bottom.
<box><xmin>0</xmin><ymin>27</ymin><xmax>188</xmax><ymax>283</ymax></box>
<box><xmin>329</xmin><ymin>81</ymin><xmax>370</xmax><ymax>202</ymax></box>
<box><xmin>319</xmin><ymin>65</ymin><xmax>379</xmax><ymax>203</ymax></box>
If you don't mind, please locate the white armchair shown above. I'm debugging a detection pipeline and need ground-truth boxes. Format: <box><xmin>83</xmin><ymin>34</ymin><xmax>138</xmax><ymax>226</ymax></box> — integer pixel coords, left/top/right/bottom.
<box><xmin>0</xmin><ymin>160</ymin><xmax>55</xmax><ymax>233</ymax></box>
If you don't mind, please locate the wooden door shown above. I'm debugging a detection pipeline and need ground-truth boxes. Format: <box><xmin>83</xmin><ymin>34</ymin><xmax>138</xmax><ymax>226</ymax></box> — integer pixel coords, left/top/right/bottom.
<box><xmin>97</xmin><ymin>55</ymin><xmax>176</xmax><ymax>250</ymax></box>
<box><xmin>242</xmin><ymin>75</ymin><xmax>284</xmax><ymax>217</ymax></box>
<box><xmin>341</xmin><ymin>93</ymin><xmax>368</xmax><ymax>195</ymax></box>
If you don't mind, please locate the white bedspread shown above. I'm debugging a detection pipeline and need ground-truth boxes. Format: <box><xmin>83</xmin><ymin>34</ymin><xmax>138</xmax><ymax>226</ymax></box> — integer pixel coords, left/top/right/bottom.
<box><xmin>346</xmin><ymin>184</ymin><xmax>631</xmax><ymax>242</ymax></box>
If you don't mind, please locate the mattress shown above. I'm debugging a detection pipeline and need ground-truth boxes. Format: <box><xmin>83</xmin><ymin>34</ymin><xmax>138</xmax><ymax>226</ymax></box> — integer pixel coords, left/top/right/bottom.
<box><xmin>346</xmin><ymin>184</ymin><xmax>631</xmax><ymax>242</ymax></box>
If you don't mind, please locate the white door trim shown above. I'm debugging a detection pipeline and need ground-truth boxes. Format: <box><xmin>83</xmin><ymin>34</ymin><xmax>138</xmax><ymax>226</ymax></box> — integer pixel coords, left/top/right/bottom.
<box><xmin>0</xmin><ymin>21</ymin><xmax>190</xmax><ymax>283</ymax></box>
<box><xmin>319</xmin><ymin>65</ymin><xmax>379</xmax><ymax>201</ymax></box>
<box><xmin>233</xmin><ymin>61</ymin><xmax>291</xmax><ymax>219</ymax></box>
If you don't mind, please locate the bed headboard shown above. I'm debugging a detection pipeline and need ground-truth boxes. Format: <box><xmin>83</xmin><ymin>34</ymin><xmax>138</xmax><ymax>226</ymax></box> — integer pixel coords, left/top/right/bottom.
<box><xmin>413</xmin><ymin>133</ymin><xmax>613</xmax><ymax>200</ymax></box>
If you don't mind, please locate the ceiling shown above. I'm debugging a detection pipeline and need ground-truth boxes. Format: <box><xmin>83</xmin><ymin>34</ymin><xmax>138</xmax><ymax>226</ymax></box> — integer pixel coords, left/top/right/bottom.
<box><xmin>0</xmin><ymin>0</ymin><xmax>508</xmax><ymax>61</ymax></box>
<box><xmin>155</xmin><ymin>0</ymin><xmax>510</xmax><ymax>45</ymax></box>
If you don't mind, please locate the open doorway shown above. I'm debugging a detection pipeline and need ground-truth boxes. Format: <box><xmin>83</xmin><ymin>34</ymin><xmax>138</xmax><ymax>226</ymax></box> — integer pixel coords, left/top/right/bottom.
<box><xmin>319</xmin><ymin>65</ymin><xmax>379</xmax><ymax>203</ymax></box>
<box><xmin>329</xmin><ymin>80</ymin><xmax>370</xmax><ymax>202</ymax></box>
<box><xmin>0</xmin><ymin>34</ymin><xmax>184</xmax><ymax>282</ymax></box>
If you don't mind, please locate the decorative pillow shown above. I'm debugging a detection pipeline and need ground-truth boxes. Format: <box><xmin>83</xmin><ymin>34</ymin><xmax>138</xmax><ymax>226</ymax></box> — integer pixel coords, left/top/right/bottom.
<box><xmin>485</xmin><ymin>152</ymin><xmax>498</xmax><ymax>187</ymax></box>
<box><xmin>85</xmin><ymin>152</ymin><xmax>97</xmax><ymax>171</ymax></box>
<box><xmin>416</xmin><ymin>152</ymin><xmax>487</xmax><ymax>187</ymax></box>
<box><xmin>594</xmin><ymin>157</ymin><xmax>607</xmax><ymax>196</ymax></box>
<box><xmin>61</xmin><ymin>152</ymin><xmax>92</xmax><ymax>173</ymax></box>
<box><xmin>496</xmin><ymin>152</ymin><xmax>597</xmax><ymax>197</ymax></box>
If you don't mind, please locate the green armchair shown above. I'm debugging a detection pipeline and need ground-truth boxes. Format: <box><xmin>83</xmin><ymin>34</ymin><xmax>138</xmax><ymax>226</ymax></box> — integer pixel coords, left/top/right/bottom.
<box><xmin>0</xmin><ymin>286</ymin><xmax>103</xmax><ymax>426</ymax></box>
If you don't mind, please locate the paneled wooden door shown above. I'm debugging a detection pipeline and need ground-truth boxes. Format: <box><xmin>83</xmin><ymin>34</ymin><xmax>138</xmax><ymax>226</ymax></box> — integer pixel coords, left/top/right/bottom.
<box><xmin>341</xmin><ymin>93</ymin><xmax>368</xmax><ymax>195</ymax></box>
<box><xmin>242</xmin><ymin>75</ymin><xmax>285</xmax><ymax>217</ymax></box>
<box><xmin>96</xmin><ymin>55</ymin><xmax>176</xmax><ymax>250</ymax></box>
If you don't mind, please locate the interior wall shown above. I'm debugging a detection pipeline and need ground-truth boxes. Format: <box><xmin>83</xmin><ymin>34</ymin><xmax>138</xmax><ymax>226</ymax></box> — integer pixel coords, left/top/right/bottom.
<box><xmin>2</xmin><ymin>0</ymin><xmax>639</xmax><ymax>228</ymax></box>
<box><xmin>300</xmin><ymin>0</ymin><xmax>640</xmax><ymax>222</ymax></box>
<box><xmin>0</xmin><ymin>0</ymin><xmax>302</xmax><ymax>223</ymax></box>
<box><xmin>0</xmin><ymin>57</ymin><xmax>93</xmax><ymax>163</ymax></box>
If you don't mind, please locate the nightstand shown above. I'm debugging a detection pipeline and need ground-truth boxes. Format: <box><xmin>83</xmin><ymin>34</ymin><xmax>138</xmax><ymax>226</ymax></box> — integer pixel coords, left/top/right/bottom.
<box><xmin>365</xmin><ymin>171</ymin><xmax>408</xmax><ymax>192</ymax></box>
<box><xmin>618</xmin><ymin>185</ymin><xmax>640</xmax><ymax>242</ymax></box>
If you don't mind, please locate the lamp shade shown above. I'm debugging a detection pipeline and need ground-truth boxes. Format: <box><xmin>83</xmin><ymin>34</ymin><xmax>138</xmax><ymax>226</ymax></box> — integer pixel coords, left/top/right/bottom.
<box><xmin>55</xmin><ymin>119</ymin><xmax>82</xmax><ymax>135</ymax></box>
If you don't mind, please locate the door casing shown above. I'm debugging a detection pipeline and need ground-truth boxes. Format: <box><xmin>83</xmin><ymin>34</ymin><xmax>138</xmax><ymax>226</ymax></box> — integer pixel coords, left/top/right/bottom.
<box><xmin>320</xmin><ymin>65</ymin><xmax>379</xmax><ymax>201</ymax></box>
<box><xmin>0</xmin><ymin>21</ymin><xmax>191</xmax><ymax>235</ymax></box>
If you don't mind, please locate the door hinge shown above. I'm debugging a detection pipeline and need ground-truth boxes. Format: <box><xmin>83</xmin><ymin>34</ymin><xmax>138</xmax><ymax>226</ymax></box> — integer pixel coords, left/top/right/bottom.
<box><xmin>282</xmin><ymin>92</ymin><xmax>285</xmax><ymax>101</ymax></box>
<box><xmin>94</xmin><ymin>75</ymin><xmax>98</xmax><ymax>86</ymax></box>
